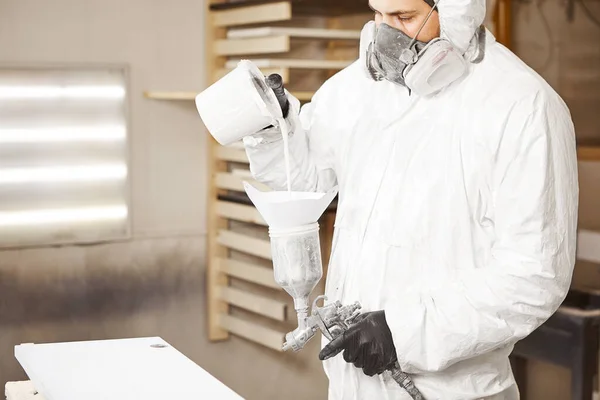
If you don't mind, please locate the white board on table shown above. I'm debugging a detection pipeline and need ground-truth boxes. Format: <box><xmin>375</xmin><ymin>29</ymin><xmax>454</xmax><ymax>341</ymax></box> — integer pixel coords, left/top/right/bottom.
<box><xmin>15</xmin><ymin>337</ymin><xmax>243</xmax><ymax>400</ymax></box>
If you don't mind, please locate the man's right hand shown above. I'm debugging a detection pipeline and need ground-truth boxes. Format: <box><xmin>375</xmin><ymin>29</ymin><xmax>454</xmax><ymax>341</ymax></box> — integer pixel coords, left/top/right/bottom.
<box><xmin>266</xmin><ymin>74</ymin><xmax>290</xmax><ymax>118</ymax></box>
<box><xmin>243</xmin><ymin>91</ymin><xmax>301</xmax><ymax>147</ymax></box>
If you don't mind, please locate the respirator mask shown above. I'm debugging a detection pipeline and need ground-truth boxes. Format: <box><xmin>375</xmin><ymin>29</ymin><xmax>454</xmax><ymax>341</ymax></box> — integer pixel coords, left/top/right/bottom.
<box><xmin>366</xmin><ymin>0</ymin><xmax>469</xmax><ymax>96</ymax></box>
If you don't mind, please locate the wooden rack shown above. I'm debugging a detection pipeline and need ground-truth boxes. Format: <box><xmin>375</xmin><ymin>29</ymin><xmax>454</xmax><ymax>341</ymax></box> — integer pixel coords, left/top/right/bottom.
<box><xmin>200</xmin><ymin>0</ymin><xmax>368</xmax><ymax>349</ymax></box>
<box><xmin>578</xmin><ymin>144</ymin><xmax>600</xmax><ymax>162</ymax></box>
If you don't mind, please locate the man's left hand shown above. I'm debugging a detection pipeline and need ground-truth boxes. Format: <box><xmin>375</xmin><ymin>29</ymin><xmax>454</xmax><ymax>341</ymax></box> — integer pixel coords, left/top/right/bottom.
<box><xmin>318</xmin><ymin>310</ymin><xmax>398</xmax><ymax>376</ymax></box>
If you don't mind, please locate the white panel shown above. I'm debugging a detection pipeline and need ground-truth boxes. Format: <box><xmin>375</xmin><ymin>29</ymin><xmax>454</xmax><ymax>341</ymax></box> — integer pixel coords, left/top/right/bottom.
<box><xmin>0</xmin><ymin>206</ymin><xmax>127</xmax><ymax>227</ymax></box>
<box><xmin>0</xmin><ymin>66</ymin><xmax>130</xmax><ymax>248</ymax></box>
<box><xmin>14</xmin><ymin>337</ymin><xmax>243</xmax><ymax>400</ymax></box>
<box><xmin>0</xmin><ymin>126</ymin><xmax>126</xmax><ymax>143</ymax></box>
<box><xmin>0</xmin><ymin>85</ymin><xmax>125</xmax><ymax>99</ymax></box>
<box><xmin>0</xmin><ymin>164</ymin><xmax>127</xmax><ymax>184</ymax></box>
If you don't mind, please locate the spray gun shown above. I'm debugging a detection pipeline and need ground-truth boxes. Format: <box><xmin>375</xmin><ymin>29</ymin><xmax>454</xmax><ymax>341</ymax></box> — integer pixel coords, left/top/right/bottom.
<box><xmin>282</xmin><ymin>296</ymin><xmax>360</xmax><ymax>352</ymax></box>
<box><xmin>282</xmin><ymin>296</ymin><xmax>425</xmax><ymax>400</ymax></box>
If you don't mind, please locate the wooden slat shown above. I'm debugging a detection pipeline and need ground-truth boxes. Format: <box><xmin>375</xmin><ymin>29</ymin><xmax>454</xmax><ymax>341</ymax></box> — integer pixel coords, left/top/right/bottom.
<box><xmin>217</xmin><ymin>201</ymin><xmax>266</xmax><ymax>225</ymax></box>
<box><xmin>219</xmin><ymin>286</ymin><xmax>286</xmax><ymax>321</ymax></box>
<box><xmin>219</xmin><ymin>314</ymin><xmax>285</xmax><ymax>352</ymax></box>
<box><xmin>214</xmin><ymin>67</ymin><xmax>290</xmax><ymax>83</ymax></box>
<box><xmin>225</xmin><ymin>58</ymin><xmax>352</xmax><ymax>70</ymax></box>
<box><xmin>226</xmin><ymin>141</ymin><xmax>245</xmax><ymax>150</ymax></box>
<box><xmin>144</xmin><ymin>89</ymin><xmax>311</xmax><ymax>103</ymax></box>
<box><xmin>214</xmin><ymin>172</ymin><xmax>270</xmax><ymax>192</ymax></box>
<box><xmin>255</xmin><ymin>67</ymin><xmax>290</xmax><ymax>83</ymax></box>
<box><xmin>232</xmin><ymin>169</ymin><xmax>253</xmax><ymax>178</ymax></box>
<box><xmin>206</xmin><ymin>0</ymin><xmax>230</xmax><ymax>342</ymax></box>
<box><xmin>494</xmin><ymin>0</ymin><xmax>512</xmax><ymax>48</ymax></box>
<box><xmin>578</xmin><ymin>229</ymin><xmax>600</xmax><ymax>264</ymax></box>
<box><xmin>578</xmin><ymin>146</ymin><xmax>600</xmax><ymax>161</ymax></box>
<box><xmin>217</xmin><ymin>229</ymin><xmax>272</xmax><ymax>259</ymax></box>
<box><xmin>215</xmin><ymin>172</ymin><xmax>244</xmax><ymax>191</ymax></box>
<box><xmin>215</xmin><ymin>36</ymin><xmax>290</xmax><ymax>56</ymax></box>
<box><xmin>216</xmin><ymin>146</ymin><xmax>249</xmax><ymax>163</ymax></box>
<box><xmin>213</xmin><ymin>68</ymin><xmax>231</xmax><ymax>82</ymax></box>
<box><xmin>294</xmin><ymin>91</ymin><xmax>315</xmax><ymax>101</ymax></box>
<box><xmin>213</xmin><ymin>2</ymin><xmax>292</xmax><ymax>27</ymax></box>
<box><xmin>227</xmin><ymin>26</ymin><xmax>360</xmax><ymax>40</ymax></box>
<box><xmin>144</xmin><ymin>91</ymin><xmax>197</xmax><ymax>100</ymax></box>
<box><xmin>218</xmin><ymin>257</ymin><xmax>279</xmax><ymax>289</ymax></box>
<box><xmin>209</xmin><ymin>0</ymin><xmax>370</xmax><ymax>15</ymax></box>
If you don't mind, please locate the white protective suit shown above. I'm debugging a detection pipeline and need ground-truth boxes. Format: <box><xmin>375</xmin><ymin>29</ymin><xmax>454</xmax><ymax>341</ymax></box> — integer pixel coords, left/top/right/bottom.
<box><xmin>243</xmin><ymin>0</ymin><xmax>579</xmax><ymax>398</ymax></box>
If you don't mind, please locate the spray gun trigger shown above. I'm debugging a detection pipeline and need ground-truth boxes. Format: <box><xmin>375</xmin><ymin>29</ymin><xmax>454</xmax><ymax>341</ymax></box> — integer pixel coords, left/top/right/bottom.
<box><xmin>311</xmin><ymin>295</ymin><xmax>334</xmax><ymax>340</ymax></box>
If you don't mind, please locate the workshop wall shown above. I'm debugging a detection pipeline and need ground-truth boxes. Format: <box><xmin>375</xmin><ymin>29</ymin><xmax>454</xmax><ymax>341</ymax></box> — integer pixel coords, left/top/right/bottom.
<box><xmin>0</xmin><ymin>0</ymin><xmax>598</xmax><ymax>398</ymax></box>
<box><xmin>513</xmin><ymin>0</ymin><xmax>600</xmax><ymax>228</ymax></box>
<box><xmin>0</xmin><ymin>0</ymin><xmax>327</xmax><ymax>398</ymax></box>
<box><xmin>512</xmin><ymin>0</ymin><xmax>600</xmax><ymax>397</ymax></box>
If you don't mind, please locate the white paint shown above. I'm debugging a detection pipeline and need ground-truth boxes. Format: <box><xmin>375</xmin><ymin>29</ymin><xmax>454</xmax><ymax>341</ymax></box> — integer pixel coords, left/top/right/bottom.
<box><xmin>0</xmin><ymin>85</ymin><xmax>125</xmax><ymax>99</ymax></box>
<box><xmin>279</xmin><ymin>117</ymin><xmax>292</xmax><ymax>193</ymax></box>
<box><xmin>0</xmin><ymin>206</ymin><xmax>127</xmax><ymax>227</ymax></box>
<box><xmin>0</xmin><ymin>164</ymin><xmax>127</xmax><ymax>184</ymax></box>
<box><xmin>0</xmin><ymin>126</ymin><xmax>126</xmax><ymax>143</ymax></box>
<box><xmin>14</xmin><ymin>337</ymin><xmax>243</xmax><ymax>400</ymax></box>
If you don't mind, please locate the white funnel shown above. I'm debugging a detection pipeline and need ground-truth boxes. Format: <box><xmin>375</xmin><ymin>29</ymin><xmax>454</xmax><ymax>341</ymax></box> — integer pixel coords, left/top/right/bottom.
<box><xmin>243</xmin><ymin>182</ymin><xmax>338</xmax><ymax>229</ymax></box>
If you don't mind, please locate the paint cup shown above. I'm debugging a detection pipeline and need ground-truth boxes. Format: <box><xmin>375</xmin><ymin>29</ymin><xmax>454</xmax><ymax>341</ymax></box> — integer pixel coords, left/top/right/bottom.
<box><xmin>195</xmin><ymin>60</ymin><xmax>282</xmax><ymax>146</ymax></box>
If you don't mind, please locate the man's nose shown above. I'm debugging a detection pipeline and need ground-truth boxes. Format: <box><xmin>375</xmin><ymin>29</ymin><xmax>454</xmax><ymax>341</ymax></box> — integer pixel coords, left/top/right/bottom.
<box><xmin>381</xmin><ymin>14</ymin><xmax>396</xmax><ymax>26</ymax></box>
<box><xmin>374</xmin><ymin>14</ymin><xmax>394</xmax><ymax>27</ymax></box>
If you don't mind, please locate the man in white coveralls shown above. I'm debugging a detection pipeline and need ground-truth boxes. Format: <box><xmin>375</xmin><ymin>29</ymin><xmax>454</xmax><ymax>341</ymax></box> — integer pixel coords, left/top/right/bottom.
<box><xmin>242</xmin><ymin>0</ymin><xmax>579</xmax><ymax>398</ymax></box>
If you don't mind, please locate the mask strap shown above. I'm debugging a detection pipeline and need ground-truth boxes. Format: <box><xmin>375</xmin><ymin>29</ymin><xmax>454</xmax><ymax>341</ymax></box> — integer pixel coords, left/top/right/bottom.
<box><xmin>399</xmin><ymin>0</ymin><xmax>441</xmax><ymax>64</ymax></box>
<box><xmin>470</xmin><ymin>25</ymin><xmax>487</xmax><ymax>63</ymax></box>
<box><xmin>366</xmin><ymin>42</ymin><xmax>385</xmax><ymax>80</ymax></box>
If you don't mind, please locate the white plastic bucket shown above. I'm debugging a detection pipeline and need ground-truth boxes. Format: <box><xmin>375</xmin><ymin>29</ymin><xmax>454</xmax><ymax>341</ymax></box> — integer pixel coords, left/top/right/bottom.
<box><xmin>195</xmin><ymin>60</ymin><xmax>282</xmax><ymax>146</ymax></box>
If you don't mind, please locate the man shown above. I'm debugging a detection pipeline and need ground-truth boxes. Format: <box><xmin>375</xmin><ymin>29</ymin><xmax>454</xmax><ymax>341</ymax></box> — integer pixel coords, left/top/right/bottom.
<box><xmin>243</xmin><ymin>0</ymin><xmax>579</xmax><ymax>398</ymax></box>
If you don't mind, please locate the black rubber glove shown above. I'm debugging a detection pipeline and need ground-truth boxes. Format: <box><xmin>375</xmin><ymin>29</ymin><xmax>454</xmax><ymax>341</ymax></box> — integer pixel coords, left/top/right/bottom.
<box><xmin>265</xmin><ymin>74</ymin><xmax>290</xmax><ymax>118</ymax></box>
<box><xmin>318</xmin><ymin>310</ymin><xmax>398</xmax><ymax>376</ymax></box>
